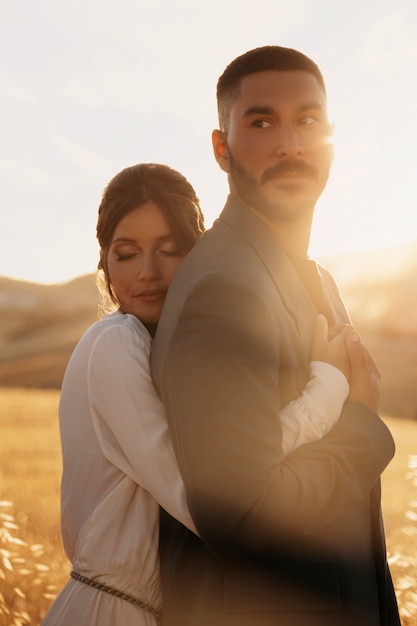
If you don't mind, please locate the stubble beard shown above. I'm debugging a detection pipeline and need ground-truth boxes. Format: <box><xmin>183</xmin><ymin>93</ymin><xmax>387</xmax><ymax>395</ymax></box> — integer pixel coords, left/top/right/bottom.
<box><xmin>227</xmin><ymin>151</ymin><xmax>321</xmax><ymax>225</ymax></box>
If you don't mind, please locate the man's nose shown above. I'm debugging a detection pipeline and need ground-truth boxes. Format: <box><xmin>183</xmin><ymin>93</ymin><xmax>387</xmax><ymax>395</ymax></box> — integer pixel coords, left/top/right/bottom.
<box><xmin>275</xmin><ymin>123</ymin><xmax>303</xmax><ymax>158</ymax></box>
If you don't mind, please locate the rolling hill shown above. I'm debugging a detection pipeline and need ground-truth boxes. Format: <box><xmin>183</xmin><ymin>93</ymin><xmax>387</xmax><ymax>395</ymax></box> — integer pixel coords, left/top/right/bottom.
<box><xmin>0</xmin><ymin>274</ymin><xmax>100</xmax><ymax>389</ymax></box>
<box><xmin>1</xmin><ymin>241</ymin><xmax>416</xmax><ymax>418</ymax></box>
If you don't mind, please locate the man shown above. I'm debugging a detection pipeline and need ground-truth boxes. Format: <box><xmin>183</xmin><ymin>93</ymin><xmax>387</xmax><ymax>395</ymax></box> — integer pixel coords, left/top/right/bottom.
<box><xmin>151</xmin><ymin>46</ymin><xmax>400</xmax><ymax>625</ymax></box>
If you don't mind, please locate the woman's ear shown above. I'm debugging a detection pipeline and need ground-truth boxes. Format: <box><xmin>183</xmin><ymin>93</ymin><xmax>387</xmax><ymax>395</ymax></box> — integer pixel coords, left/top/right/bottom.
<box><xmin>211</xmin><ymin>129</ymin><xmax>229</xmax><ymax>173</ymax></box>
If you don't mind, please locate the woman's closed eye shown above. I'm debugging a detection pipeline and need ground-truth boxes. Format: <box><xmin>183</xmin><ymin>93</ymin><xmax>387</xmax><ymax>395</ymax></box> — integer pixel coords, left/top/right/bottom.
<box><xmin>114</xmin><ymin>246</ymin><xmax>183</xmax><ymax>261</ymax></box>
<box><xmin>158</xmin><ymin>248</ymin><xmax>183</xmax><ymax>257</ymax></box>
<box><xmin>115</xmin><ymin>250</ymin><xmax>138</xmax><ymax>261</ymax></box>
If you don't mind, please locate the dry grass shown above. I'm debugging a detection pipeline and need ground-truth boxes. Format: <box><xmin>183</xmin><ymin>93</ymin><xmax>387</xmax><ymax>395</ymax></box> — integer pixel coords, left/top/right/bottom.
<box><xmin>0</xmin><ymin>389</ymin><xmax>69</xmax><ymax>624</ymax></box>
<box><xmin>0</xmin><ymin>388</ymin><xmax>416</xmax><ymax>625</ymax></box>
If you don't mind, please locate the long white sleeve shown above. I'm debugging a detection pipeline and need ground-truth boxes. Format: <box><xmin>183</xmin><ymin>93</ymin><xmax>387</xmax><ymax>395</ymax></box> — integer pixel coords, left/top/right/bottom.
<box><xmin>280</xmin><ymin>361</ymin><xmax>349</xmax><ymax>455</ymax></box>
<box><xmin>87</xmin><ymin>314</ymin><xmax>197</xmax><ymax>533</ymax></box>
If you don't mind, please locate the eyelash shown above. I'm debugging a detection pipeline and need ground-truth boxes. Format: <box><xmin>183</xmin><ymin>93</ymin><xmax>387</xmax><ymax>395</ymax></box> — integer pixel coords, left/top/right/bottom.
<box><xmin>160</xmin><ymin>250</ymin><xmax>183</xmax><ymax>257</ymax></box>
<box><xmin>116</xmin><ymin>253</ymin><xmax>135</xmax><ymax>261</ymax></box>
<box><xmin>115</xmin><ymin>250</ymin><xmax>183</xmax><ymax>261</ymax></box>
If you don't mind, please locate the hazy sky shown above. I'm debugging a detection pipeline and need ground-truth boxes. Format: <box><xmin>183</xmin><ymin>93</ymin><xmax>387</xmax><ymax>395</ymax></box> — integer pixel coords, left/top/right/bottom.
<box><xmin>1</xmin><ymin>0</ymin><xmax>416</xmax><ymax>284</ymax></box>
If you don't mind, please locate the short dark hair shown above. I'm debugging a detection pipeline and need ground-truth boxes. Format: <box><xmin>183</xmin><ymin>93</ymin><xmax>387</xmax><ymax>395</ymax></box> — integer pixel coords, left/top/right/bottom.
<box><xmin>217</xmin><ymin>46</ymin><xmax>326</xmax><ymax>131</ymax></box>
<box><xmin>96</xmin><ymin>163</ymin><xmax>205</xmax><ymax>307</ymax></box>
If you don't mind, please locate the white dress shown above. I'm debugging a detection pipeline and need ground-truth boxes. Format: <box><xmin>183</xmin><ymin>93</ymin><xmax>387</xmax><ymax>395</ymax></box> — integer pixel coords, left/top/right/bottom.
<box><xmin>41</xmin><ymin>311</ymin><xmax>348</xmax><ymax>625</ymax></box>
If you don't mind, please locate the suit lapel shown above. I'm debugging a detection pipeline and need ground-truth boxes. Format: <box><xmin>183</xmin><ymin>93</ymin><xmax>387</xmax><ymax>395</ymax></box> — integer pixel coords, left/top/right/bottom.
<box><xmin>219</xmin><ymin>196</ymin><xmax>350</xmax><ymax>327</ymax></box>
<box><xmin>218</xmin><ymin>196</ymin><xmax>326</xmax><ymax>347</ymax></box>
<box><xmin>219</xmin><ymin>196</ymin><xmax>317</xmax><ymax>347</ymax></box>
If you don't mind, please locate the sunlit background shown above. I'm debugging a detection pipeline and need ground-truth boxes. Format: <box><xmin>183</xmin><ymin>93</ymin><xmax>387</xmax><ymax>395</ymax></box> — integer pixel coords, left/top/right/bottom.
<box><xmin>1</xmin><ymin>0</ymin><xmax>416</xmax><ymax>284</ymax></box>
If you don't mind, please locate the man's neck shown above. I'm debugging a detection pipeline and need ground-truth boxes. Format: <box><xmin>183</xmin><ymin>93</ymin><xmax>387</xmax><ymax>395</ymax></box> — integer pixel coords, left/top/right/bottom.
<box><xmin>249</xmin><ymin>204</ymin><xmax>313</xmax><ymax>258</ymax></box>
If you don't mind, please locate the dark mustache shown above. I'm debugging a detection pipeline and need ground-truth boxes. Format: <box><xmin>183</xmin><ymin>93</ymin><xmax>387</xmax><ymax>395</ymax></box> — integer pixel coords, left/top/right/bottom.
<box><xmin>261</xmin><ymin>161</ymin><xmax>317</xmax><ymax>183</ymax></box>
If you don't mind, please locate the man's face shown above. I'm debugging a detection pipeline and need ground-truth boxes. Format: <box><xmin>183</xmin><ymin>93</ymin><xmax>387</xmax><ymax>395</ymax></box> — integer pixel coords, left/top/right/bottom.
<box><xmin>216</xmin><ymin>70</ymin><xmax>334</xmax><ymax>225</ymax></box>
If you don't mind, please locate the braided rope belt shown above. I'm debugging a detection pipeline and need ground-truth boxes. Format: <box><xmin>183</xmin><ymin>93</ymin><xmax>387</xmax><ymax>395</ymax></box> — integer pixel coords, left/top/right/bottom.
<box><xmin>70</xmin><ymin>570</ymin><xmax>161</xmax><ymax>625</ymax></box>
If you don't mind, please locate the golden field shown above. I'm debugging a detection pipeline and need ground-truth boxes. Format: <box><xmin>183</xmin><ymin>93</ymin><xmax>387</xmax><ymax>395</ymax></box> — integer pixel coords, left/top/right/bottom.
<box><xmin>0</xmin><ymin>387</ymin><xmax>416</xmax><ymax>625</ymax></box>
<box><xmin>1</xmin><ymin>241</ymin><xmax>417</xmax><ymax>417</ymax></box>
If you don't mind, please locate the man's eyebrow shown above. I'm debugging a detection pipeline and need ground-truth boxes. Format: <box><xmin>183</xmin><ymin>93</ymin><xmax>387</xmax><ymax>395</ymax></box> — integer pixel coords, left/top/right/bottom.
<box><xmin>296</xmin><ymin>101</ymin><xmax>325</xmax><ymax>113</ymax></box>
<box><xmin>243</xmin><ymin>105</ymin><xmax>274</xmax><ymax>118</ymax></box>
<box><xmin>242</xmin><ymin>102</ymin><xmax>325</xmax><ymax>118</ymax></box>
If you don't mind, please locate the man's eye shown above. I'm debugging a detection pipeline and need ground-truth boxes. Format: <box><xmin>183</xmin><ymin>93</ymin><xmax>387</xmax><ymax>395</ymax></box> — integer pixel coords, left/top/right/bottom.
<box><xmin>252</xmin><ymin>119</ymin><xmax>272</xmax><ymax>129</ymax></box>
<box><xmin>299</xmin><ymin>116</ymin><xmax>316</xmax><ymax>126</ymax></box>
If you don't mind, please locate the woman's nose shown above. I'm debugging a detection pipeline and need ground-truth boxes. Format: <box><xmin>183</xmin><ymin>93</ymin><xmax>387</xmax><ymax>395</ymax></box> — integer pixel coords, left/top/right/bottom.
<box><xmin>137</xmin><ymin>254</ymin><xmax>161</xmax><ymax>281</ymax></box>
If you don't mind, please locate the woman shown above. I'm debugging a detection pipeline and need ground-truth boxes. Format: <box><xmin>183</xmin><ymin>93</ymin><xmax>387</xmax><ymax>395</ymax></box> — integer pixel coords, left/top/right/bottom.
<box><xmin>41</xmin><ymin>163</ymin><xmax>350</xmax><ymax>625</ymax></box>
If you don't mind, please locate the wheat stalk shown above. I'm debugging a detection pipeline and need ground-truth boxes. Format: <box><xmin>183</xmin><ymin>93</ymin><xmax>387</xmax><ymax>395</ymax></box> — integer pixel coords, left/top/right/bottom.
<box><xmin>0</xmin><ymin>501</ymin><xmax>58</xmax><ymax>625</ymax></box>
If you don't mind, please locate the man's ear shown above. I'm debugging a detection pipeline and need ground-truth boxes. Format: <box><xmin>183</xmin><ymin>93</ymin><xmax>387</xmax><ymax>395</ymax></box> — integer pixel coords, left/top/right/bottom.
<box><xmin>212</xmin><ymin>129</ymin><xmax>229</xmax><ymax>173</ymax></box>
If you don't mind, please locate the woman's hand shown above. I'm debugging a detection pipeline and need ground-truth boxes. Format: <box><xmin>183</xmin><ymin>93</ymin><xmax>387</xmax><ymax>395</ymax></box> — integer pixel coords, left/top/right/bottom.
<box><xmin>310</xmin><ymin>314</ymin><xmax>351</xmax><ymax>379</ymax></box>
<box><xmin>344</xmin><ymin>332</ymin><xmax>381</xmax><ymax>414</ymax></box>
<box><xmin>311</xmin><ymin>314</ymin><xmax>381</xmax><ymax>414</ymax></box>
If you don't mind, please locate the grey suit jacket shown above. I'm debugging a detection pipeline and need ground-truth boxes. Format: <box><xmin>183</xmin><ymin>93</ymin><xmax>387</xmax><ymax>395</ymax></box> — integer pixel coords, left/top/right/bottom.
<box><xmin>151</xmin><ymin>195</ymin><xmax>400</xmax><ymax>626</ymax></box>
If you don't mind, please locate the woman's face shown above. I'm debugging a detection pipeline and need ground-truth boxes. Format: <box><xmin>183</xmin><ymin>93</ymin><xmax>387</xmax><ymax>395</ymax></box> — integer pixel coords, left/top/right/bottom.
<box><xmin>107</xmin><ymin>200</ymin><xmax>185</xmax><ymax>324</ymax></box>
